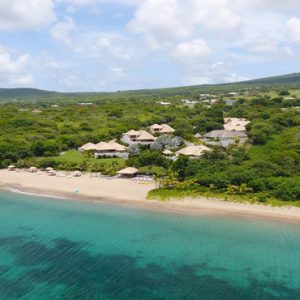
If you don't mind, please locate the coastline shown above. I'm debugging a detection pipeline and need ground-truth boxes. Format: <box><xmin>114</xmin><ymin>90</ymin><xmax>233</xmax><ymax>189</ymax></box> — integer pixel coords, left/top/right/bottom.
<box><xmin>1</xmin><ymin>170</ymin><xmax>300</xmax><ymax>223</ymax></box>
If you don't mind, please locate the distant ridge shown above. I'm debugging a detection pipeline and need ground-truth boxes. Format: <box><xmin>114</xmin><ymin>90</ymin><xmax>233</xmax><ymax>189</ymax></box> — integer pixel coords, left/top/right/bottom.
<box><xmin>240</xmin><ymin>72</ymin><xmax>300</xmax><ymax>85</ymax></box>
<box><xmin>0</xmin><ymin>88</ymin><xmax>59</xmax><ymax>98</ymax></box>
<box><xmin>0</xmin><ymin>72</ymin><xmax>300</xmax><ymax>100</ymax></box>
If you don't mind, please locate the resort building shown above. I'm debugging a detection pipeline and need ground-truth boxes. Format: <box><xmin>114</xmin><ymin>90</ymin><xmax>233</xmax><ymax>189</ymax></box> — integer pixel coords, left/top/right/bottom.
<box><xmin>79</xmin><ymin>140</ymin><xmax>128</xmax><ymax>158</ymax></box>
<box><xmin>122</xmin><ymin>130</ymin><xmax>156</xmax><ymax>145</ymax></box>
<box><xmin>117</xmin><ymin>167</ymin><xmax>139</xmax><ymax>178</ymax></box>
<box><xmin>157</xmin><ymin>101</ymin><xmax>171</xmax><ymax>106</ymax></box>
<box><xmin>225</xmin><ymin>100</ymin><xmax>238</xmax><ymax>106</ymax></box>
<box><xmin>149</xmin><ymin>124</ymin><xmax>175</xmax><ymax>134</ymax></box>
<box><xmin>176</xmin><ymin>145</ymin><xmax>211</xmax><ymax>158</ymax></box>
<box><xmin>204</xmin><ymin>130</ymin><xmax>247</xmax><ymax>147</ymax></box>
<box><xmin>78</xmin><ymin>142</ymin><xmax>97</xmax><ymax>151</ymax></box>
<box><xmin>194</xmin><ymin>133</ymin><xmax>203</xmax><ymax>139</ymax></box>
<box><xmin>224</xmin><ymin>118</ymin><xmax>250</xmax><ymax>132</ymax></box>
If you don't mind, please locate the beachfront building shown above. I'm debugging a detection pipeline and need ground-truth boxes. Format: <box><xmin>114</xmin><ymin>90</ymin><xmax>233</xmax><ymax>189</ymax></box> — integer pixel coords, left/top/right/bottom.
<box><xmin>122</xmin><ymin>130</ymin><xmax>156</xmax><ymax>145</ymax></box>
<box><xmin>94</xmin><ymin>140</ymin><xmax>128</xmax><ymax>158</ymax></box>
<box><xmin>176</xmin><ymin>145</ymin><xmax>211</xmax><ymax>158</ymax></box>
<box><xmin>79</xmin><ymin>140</ymin><xmax>128</xmax><ymax>158</ymax></box>
<box><xmin>224</xmin><ymin>118</ymin><xmax>250</xmax><ymax>132</ymax></box>
<box><xmin>204</xmin><ymin>130</ymin><xmax>247</xmax><ymax>147</ymax></box>
<box><xmin>117</xmin><ymin>167</ymin><xmax>139</xmax><ymax>178</ymax></box>
<box><xmin>149</xmin><ymin>124</ymin><xmax>175</xmax><ymax>134</ymax></box>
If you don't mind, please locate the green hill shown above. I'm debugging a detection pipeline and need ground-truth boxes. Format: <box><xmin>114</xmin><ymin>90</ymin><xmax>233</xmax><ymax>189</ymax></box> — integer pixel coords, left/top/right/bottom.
<box><xmin>0</xmin><ymin>88</ymin><xmax>60</xmax><ymax>99</ymax></box>
<box><xmin>1</xmin><ymin>72</ymin><xmax>300</xmax><ymax>101</ymax></box>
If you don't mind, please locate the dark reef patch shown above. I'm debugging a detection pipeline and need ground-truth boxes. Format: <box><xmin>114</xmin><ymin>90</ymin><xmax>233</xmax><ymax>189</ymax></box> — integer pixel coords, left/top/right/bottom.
<box><xmin>0</xmin><ymin>235</ymin><xmax>299</xmax><ymax>300</ymax></box>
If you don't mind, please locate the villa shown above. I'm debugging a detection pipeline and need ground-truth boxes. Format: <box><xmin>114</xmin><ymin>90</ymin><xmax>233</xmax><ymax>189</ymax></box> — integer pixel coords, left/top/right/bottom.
<box><xmin>149</xmin><ymin>124</ymin><xmax>175</xmax><ymax>134</ymax></box>
<box><xmin>122</xmin><ymin>130</ymin><xmax>156</xmax><ymax>145</ymax></box>
<box><xmin>177</xmin><ymin>145</ymin><xmax>211</xmax><ymax>158</ymax></box>
<box><xmin>204</xmin><ymin>130</ymin><xmax>247</xmax><ymax>147</ymax></box>
<box><xmin>78</xmin><ymin>142</ymin><xmax>97</xmax><ymax>151</ymax></box>
<box><xmin>224</xmin><ymin>118</ymin><xmax>250</xmax><ymax>132</ymax></box>
<box><xmin>79</xmin><ymin>140</ymin><xmax>128</xmax><ymax>158</ymax></box>
<box><xmin>225</xmin><ymin>99</ymin><xmax>238</xmax><ymax>106</ymax></box>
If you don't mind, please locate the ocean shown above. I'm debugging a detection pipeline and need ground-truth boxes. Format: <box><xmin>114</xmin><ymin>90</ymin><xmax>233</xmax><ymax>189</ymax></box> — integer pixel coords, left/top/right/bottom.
<box><xmin>0</xmin><ymin>190</ymin><xmax>300</xmax><ymax>299</ymax></box>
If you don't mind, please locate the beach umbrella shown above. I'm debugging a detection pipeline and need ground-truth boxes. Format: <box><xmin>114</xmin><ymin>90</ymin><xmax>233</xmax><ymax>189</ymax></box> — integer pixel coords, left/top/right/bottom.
<box><xmin>46</xmin><ymin>167</ymin><xmax>54</xmax><ymax>172</ymax></box>
<box><xmin>73</xmin><ymin>171</ymin><xmax>82</xmax><ymax>177</ymax></box>
<box><xmin>163</xmin><ymin>149</ymin><xmax>173</xmax><ymax>156</ymax></box>
<box><xmin>29</xmin><ymin>167</ymin><xmax>38</xmax><ymax>173</ymax></box>
<box><xmin>8</xmin><ymin>165</ymin><xmax>16</xmax><ymax>171</ymax></box>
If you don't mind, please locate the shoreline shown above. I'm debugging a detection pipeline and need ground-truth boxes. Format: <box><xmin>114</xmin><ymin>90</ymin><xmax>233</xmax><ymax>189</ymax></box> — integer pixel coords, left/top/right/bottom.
<box><xmin>1</xmin><ymin>170</ymin><xmax>300</xmax><ymax>224</ymax></box>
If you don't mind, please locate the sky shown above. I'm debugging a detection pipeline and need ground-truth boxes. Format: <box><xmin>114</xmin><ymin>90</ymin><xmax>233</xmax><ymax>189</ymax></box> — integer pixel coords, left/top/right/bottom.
<box><xmin>0</xmin><ymin>0</ymin><xmax>300</xmax><ymax>92</ymax></box>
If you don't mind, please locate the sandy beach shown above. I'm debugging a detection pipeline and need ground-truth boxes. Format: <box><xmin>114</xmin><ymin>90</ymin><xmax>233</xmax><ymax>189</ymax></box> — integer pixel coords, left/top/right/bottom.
<box><xmin>1</xmin><ymin>169</ymin><xmax>300</xmax><ymax>223</ymax></box>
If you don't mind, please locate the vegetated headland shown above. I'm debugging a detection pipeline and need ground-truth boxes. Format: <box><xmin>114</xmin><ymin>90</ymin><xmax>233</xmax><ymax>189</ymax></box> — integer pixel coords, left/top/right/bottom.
<box><xmin>0</xmin><ymin>72</ymin><xmax>299</xmax><ymax>216</ymax></box>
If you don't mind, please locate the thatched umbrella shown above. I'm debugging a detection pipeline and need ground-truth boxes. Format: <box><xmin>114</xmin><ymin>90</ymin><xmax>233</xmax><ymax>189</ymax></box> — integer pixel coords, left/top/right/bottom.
<box><xmin>117</xmin><ymin>167</ymin><xmax>138</xmax><ymax>177</ymax></box>
<box><xmin>163</xmin><ymin>149</ymin><xmax>173</xmax><ymax>156</ymax></box>
<box><xmin>8</xmin><ymin>165</ymin><xmax>16</xmax><ymax>171</ymax></box>
<box><xmin>73</xmin><ymin>171</ymin><xmax>82</xmax><ymax>177</ymax></box>
<box><xmin>28</xmin><ymin>167</ymin><xmax>38</xmax><ymax>173</ymax></box>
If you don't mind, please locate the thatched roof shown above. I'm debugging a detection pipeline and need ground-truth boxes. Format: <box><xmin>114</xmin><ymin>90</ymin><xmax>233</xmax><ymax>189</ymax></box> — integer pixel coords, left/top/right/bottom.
<box><xmin>73</xmin><ymin>170</ymin><xmax>82</xmax><ymax>177</ymax></box>
<box><xmin>149</xmin><ymin>124</ymin><xmax>161</xmax><ymax>130</ymax></box>
<box><xmin>160</xmin><ymin>124</ymin><xmax>175</xmax><ymax>134</ymax></box>
<box><xmin>177</xmin><ymin>145</ymin><xmax>211</xmax><ymax>157</ymax></box>
<box><xmin>163</xmin><ymin>149</ymin><xmax>173</xmax><ymax>155</ymax></box>
<box><xmin>126</xmin><ymin>130</ymin><xmax>140</xmax><ymax>136</ymax></box>
<box><xmin>150</xmin><ymin>123</ymin><xmax>175</xmax><ymax>134</ymax></box>
<box><xmin>136</xmin><ymin>130</ymin><xmax>156</xmax><ymax>141</ymax></box>
<box><xmin>95</xmin><ymin>140</ymin><xmax>127</xmax><ymax>152</ymax></box>
<box><xmin>204</xmin><ymin>130</ymin><xmax>247</xmax><ymax>139</ymax></box>
<box><xmin>108</xmin><ymin>140</ymin><xmax>127</xmax><ymax>152</ymax></box>
<box><xmin>224</xmin><ymin>118</ymin><xmax>250</xmax><ymax>131</ymax></box>
<box><xmin>117</xmin><ymin>167</ymin><xmax>139</xmax><ymax>175</ymax></box>
<box><xmin>80</xmin><ymin>142</ymin><xmax>96</xmax><ymax>151</ymax></box>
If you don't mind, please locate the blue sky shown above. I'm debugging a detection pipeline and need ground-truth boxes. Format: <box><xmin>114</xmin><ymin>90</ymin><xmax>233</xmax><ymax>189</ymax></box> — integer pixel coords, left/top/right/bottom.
<box><xmin>0</xmin><ymin>0</ymin><xmax>300</xmax><ymax>92</ymax></box>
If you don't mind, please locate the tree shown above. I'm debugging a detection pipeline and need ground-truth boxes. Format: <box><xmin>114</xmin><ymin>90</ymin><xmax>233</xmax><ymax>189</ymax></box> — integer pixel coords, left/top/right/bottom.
<box><xmin>128</xmin><ymin>144</ymin><xmax>140</xmax><ymax>157</ymax></box>
<box><xmin>279</xmin><ymin>90</ymin><xmax>289</xmax><ymax>96</ymax></box>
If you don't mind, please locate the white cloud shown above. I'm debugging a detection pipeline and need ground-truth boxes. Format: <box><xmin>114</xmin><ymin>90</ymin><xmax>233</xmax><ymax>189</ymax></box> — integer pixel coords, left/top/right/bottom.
<box><xmin>172</xmin><ymin>39</ymin><xmax>212</xmax><ymax>64</ymax></box>
<box><xmin>187</xmin><ymin>0</ymin><xmax>240</xmax><ymax>32</ymax></box>
<box><xmin>10</xmin><ymin>74</ymin><xmax>34</xmax><ymax>86</ymax></box>
<box><xmin>286</xmin><ymin>18</ymin><xmax>300</xmax><ymax>43</ymax></box>
<box><xmin>129</xmin><ymin>0</ymin><xmax>241</xmax><ymax>49</ymax></box>
<box><xmin>129</xmin><ymin>0</ymin><xmax>190</xmax><ymax>48</ymax></box>
<box><xmin>183</xmin><ymin>76</ymin><xmax>214</xmax><ymax>85</ymax></box>
<box><xmin>225</xmin><ymin>73</ymin><xmax>249</xmax><ymax>83</ymax></box>
<box><xmin>111</xmin><ymin>67</ymin><xmax>126</xmax><ymax>79</ymax></box>
<box><xmin>246</xmin><ymin>36</ymin><xmax>280</xmax><ymax>53</ymax></box>
<box><xmin>51</xmin><ymin>18</ymin><xmax>77</xmax><ymax>47</ymax></box>
<box><xmin>234</xmin><ymin>0</ymin><xmax>300</xmax><ymax>12</ymax></box>
<box><xmin>0</xmin><ymin>46</ymin><xmax>33</xmax><ymax>86</ymax></box>
<box><xmin>79</xmin><ymin>33</ymin><xmax>132</xmax><ymax>60</ymax></box>
<box><xmin>0</xmin><ymin>0</ymin><xmax>55</xmax><ymax>31</ymax></box>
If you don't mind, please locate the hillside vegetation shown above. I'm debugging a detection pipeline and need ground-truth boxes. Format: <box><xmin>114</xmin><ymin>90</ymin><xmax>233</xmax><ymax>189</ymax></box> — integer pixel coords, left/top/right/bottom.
<box><xmin>2</xmin><ymin>72</ymin><xmax>300</xmax><ymax>101</ymax></box>
<box><xmin>0</xmin><ymin>79</ymin><xmax>299</xmax><ymax>204</ymax></box>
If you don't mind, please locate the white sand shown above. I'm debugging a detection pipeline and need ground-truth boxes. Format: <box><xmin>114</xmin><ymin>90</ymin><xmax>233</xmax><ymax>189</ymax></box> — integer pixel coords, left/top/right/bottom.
<box><xmin>1</xmin><ymin>169</ymin><xmax>300</xmax><ymax>223</ymax></box>
<box><xmin>0</xmin><ymin>170</ymin><xmax>154</xmax><ymax>201</ymax></box>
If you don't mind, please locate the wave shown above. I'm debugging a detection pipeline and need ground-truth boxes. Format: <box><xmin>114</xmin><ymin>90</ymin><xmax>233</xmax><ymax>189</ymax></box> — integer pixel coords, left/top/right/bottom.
<box><xmin>3</xmin><ymin>188</ymin><xmax>67</xmax><ymax>200</ymax></box>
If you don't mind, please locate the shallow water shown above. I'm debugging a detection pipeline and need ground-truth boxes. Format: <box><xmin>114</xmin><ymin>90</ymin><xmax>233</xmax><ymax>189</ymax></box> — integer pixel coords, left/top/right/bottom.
<box><xmin>0</xmin><ymin>191</ymin><xmax>300</xmax><ymax>299</ymax></box>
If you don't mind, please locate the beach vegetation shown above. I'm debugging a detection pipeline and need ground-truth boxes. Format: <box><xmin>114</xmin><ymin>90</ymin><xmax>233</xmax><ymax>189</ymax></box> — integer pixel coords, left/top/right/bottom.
<box><xmin>0</xmin><ymin>80</ymin><xmax>299</xmax><ymax>204</ymax></box>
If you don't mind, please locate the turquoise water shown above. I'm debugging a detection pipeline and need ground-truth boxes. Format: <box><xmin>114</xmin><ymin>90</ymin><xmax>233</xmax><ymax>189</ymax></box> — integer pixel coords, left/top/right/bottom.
<box><xmin>0</xmin><ymin>191</ymin><xmax>300</xmax><ymax>299</ymax></box>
